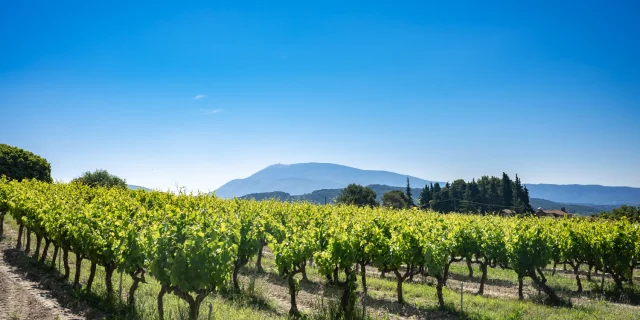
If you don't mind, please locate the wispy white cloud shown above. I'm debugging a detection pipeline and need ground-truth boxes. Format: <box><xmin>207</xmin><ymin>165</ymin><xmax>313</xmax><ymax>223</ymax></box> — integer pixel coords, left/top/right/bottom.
<box><xmin>193</xmin><ymin>94</ymin><xmax>207</xmax><ymax>100</ymax></box>
<box><xmin>200</xmin><ymin>109</ymin><xmax>222</xmax><ymax>115</ymax></box>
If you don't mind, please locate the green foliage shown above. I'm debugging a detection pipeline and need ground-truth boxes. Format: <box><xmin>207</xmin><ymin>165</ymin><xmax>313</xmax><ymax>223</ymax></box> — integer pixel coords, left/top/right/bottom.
<box><xmin>2</xmin><ymin>179</ymin><xmax>639</xmax><ymax>317</ymax></box>
<box><xmin>418</xmin><ymin>183</ymin><xmax>432</xmax><ymax>210</ymax></box>
<box><xmin>381</xmin><ymin>190</ymin><xmax>408</xmax><ymax>209</ymax></box>
<box><xmin>597</xmin><ymin>205</ymin><xmax>640</xmax><ymax>223</ymax></box>
<box><xmin>336</xmin><ymin>184</ymin><xmax>378</xmax><ymax>207</ymax></box>
<box><xmin>0</xmin><ymin>144</ymin><xmax>52</xmax><ymax>182</ymax></box>
<box><xmin>72</xmin><ymin>169</ymin><xmax>127</xmax><ymax>189</ymax></box>
<box><xmin>502</xmin><ymin>173</ymin><xmax>514</xmax><ymax>207</ymax></box>
<box><xmin>405</xmin><ymin>177</ymin><xmax>415</xmax><ymax>207</ymax></box>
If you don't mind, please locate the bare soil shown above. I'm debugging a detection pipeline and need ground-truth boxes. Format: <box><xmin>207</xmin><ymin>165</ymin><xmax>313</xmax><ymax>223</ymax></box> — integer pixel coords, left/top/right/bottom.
<box><xmin>0</xmin><ymin>225</ymin><xmax>86</xmax><ymax>320</ymax></box>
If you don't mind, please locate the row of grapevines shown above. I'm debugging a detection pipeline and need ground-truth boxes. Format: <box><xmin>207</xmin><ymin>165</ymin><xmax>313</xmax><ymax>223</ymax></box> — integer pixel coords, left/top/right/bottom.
<box><xmin>1</xmin><ymin>178</ymin><xmax>638</xmax><ymax>317</ymax></box>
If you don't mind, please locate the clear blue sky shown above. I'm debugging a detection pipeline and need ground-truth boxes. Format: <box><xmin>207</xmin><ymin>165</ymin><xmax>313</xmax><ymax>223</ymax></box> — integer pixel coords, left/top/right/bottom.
<box><xmin>1</xmin><ymin>0</ymin><xmax>639</xmax><ymax>191</ymax></box>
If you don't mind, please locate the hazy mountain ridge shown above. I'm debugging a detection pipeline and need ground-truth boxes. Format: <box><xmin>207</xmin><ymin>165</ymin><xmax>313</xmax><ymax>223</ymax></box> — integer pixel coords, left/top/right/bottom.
<box><xmin>127</xmin><ymin>184</ymin><xmax>151</xmax><ymax>191</ymax></box>
<box><xmin>214</xmin><ymin>163</ymin><xmax>436</xmax><ymax>198</ymax></box>
<box><xmin>215</xmin><ymin>163</ymin><xmax>640</xmax><ymax>205</ymax></box>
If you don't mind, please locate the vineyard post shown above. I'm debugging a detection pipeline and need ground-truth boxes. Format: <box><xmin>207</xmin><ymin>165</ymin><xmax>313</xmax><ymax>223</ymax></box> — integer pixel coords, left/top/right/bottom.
<box><xmin>208</xmin><ymin>303</ymin><xmax>212</xmax><ymax>320</ymax></box>
<box><xmin>460</xmin><ymin>281</ymin><xmax>464</xmax><ymax>314</ymax></box>
<box><xmin>362</xmin><ymin>289</ymin><xmax>366</xmax><ymax>320</ymax></box>
<box><xmin>601</xmin><ymin>271</ymin><xmax>606</xmax><ymax>296</ymax></box>
<box><xmin>119</xmin><ymin>271</ymin><xmax>123</xmax><ymax>304</ymax></box>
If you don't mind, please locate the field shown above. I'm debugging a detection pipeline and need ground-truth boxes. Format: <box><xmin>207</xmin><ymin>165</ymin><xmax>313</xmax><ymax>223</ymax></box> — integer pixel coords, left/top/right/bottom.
<box><xmin>1</xmin><ymin>214</ymin><xmax>640</xmax><ymax>319</ymax></box>
<box><xmin>1</xmin><ymin>180</ymin><xmax>639</xmax><ymax>320</ymax></box>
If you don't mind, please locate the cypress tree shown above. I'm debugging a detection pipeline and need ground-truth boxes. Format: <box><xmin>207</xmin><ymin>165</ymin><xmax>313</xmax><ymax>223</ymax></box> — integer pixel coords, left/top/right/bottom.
<box><xmin>462</xmin><ymin>179</ymin><xmax>479</xmax><ymax>213</ymax></box>
<box><xmin>405</xmin><ymin>177</ymin><xmax>415</xmax><ymax>207</ymax></box>
<box><xmin>418</xmin><ymin>184</ymin><xmax>432</xmax><ymax>210</ymax></box>
<box><xmin>501</xmin><ymin>173</ymin><xmax>514</xmax><ymax>207</ymax></box>
<box><xmin>523</xmin><ymin>186</ymin><xmax>533</xmax><ymax>213</ymax></box>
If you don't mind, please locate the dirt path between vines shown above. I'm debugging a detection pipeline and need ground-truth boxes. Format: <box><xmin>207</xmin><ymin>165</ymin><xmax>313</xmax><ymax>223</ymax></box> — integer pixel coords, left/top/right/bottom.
<box><xmin>0</xmin><ymin>225</ymin><xmax>85</xmax><ymax>320</ymax></box>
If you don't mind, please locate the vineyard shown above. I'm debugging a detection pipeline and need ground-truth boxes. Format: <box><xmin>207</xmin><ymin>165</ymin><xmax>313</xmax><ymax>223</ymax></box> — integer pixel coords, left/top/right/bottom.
<box><xmin>1</xmin><ymin>178</ymin><xmax>639</xmax><ymax>319</ymax></box>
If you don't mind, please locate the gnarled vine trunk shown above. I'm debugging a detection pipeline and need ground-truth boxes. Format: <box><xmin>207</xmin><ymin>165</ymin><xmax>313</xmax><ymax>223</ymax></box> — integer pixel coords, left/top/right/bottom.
<box><xmin>0</xmin><ymin>212</ymin><xmax>5</xmax><ymax>238</ymax></box>
<box><xmin>34</xmin><ymin>234</ymin><xmax>42</xmax><ymax>258</ymax></box>
<box><xmin>301</xmin><ymin>262</ymin><xmax>308</xmax><ymax>281</ymax></box>
<box><xmin>466</xmin><ymin>258</ymin><xmax>474</xmax><ymax>278</ymax></box>
<box><xmin>255</xmin><ymin>240</ymin><xmax>265</xmax><ymax>273</ymax></box>
<box><xmin>50</xmin><ymin>244</ymin><xmax>59</xmax><ymax>269</ymax></box>
<box><xmin>63</xmin><ymin>248</ymin><xmax>70</xmax><ymax>280</ymax></box>
<box><xmin>173</xmin><ymin>287</ymin><xmax>210</xmax><ymax>320</ymax></box>
<box><xmin>340</xmin><ymin>267</ymin><xmax>355</xmax><ymax>317</ymax></box>
<box><xmin>393</xmin><ymin>269</ymin><xmax>407</xmax><ymax>304</ymax></box>
<box><xmin>518</xmin><ymin>274</ymin><xmax>524</xmax><ymax>300</ymax></box>
<box><xmin>436</xmin><ymin>275</ymin><xmax>445</xmax><ymax>310</ymax></box>
<box><xmin>528</xmin><ymin>269</ymin><xmax>569</xmax><ymax>306</ymax></box>
<box><xmin>158</xmin><ymin>285</ymin><xmax>168</xmax><ymax>320</ymax></box>
<box><xmin>232</xmin><ymin>257</ymin><xmax>248</xmax><ymax>290</ymax></box>
<box><xmin>73</xmin><ymin>253</ymin><xmax>83</xmax><ymax>288</ymax></box>
<box><xmin>128</xmin><ymin>270</ymin><xmax>145</xmax><ymax>306</ymax></box>
<box><xmin>478</xmin><ymin>260</ymin><xmax>488</xmax><ymax>295</ymax></box>
<box><xmin>25</xmin><ymin>229</ymin><xmax>31</xmax><ymax>253</ymax></box>
<box><xmin>105</xmin><ymin>263</ymin><xmax>116</xmax><ymax>300</ymax></box>
<box><xmin>40</xmin><ymin>238</ymin><xmax>51</xmax><ymax>263</ymax></box>
<box><xmin>16</xmin><ymin>224</ymin><xmax>24</xmax><ymax>248</ymax></box>
<box><xmin>288</xmin><ymin>273</ymin><xmax>300</xmax><ymax>317</ymax></box>
<box><xmin>571</xmin><ymin>263</ymin><xmax>582</xmax><ymax>293</ymax></box>
<box><xmin>86</xmin><ymin>261</ymin><xmax>97</xmax><ymax>293</ymax></box>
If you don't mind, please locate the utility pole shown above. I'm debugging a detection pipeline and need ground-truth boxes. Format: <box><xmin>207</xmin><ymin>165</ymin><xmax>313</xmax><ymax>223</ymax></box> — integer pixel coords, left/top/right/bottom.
<box><xmin>324</xmin><ymin>197</ymin><xmax>327</xmax><ymax>205</ymax></box>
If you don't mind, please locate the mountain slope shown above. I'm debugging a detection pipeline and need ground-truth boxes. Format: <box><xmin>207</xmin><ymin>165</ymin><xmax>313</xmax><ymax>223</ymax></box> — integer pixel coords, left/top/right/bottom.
<box><xmin>127</xmin><ymin>184</ymin><xmax>150</xmax><ymax>191</ymax></box>
<box><xmin>214</xmin><ymin>163</ymin><xmax>434</xmax><ymax>198</ymax></box>
<box><xmin>216</xmin><ymin>162</ymin><xmax>640</xmax><ymax>205</ymax></box>
<box><xmin>528</xmin><ymin>198</ymin><xmax>612</xmax><ymax>215</ymax></box>
<box><xmin>525</xmin><ymin>184</ymin><xmax>640</xmax><ymax>205</ymax></box>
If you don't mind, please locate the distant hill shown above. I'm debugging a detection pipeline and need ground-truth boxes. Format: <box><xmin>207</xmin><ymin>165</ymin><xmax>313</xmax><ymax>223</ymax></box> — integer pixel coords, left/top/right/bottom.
<box><xmin>524</xmin><ymin>184</ymin><xmax>640</xmax><ymax>206</ymax></box>
<box><xmin>241</xmin><ymin>184</ymin><xmax>423</xmax><ymax>205</ymax></box>
<box><xmin>216</xmin><ymin>162</ymin><xmax>640</xmax><ymax>206</ymax></box>
<box><xmin>241</xmin><ymin>186</ymin><xmax>624</xmax><ymax>216</ymax></box>
<box><xmin>127</xmin><ymin>184</ymin><xmax>150</xmax><ymax>191</ymax></box>
<box><xmin>529</xmin><ymin>198</ymin><xmax>616</xmax><ymax>215</ymax></box>
<box><xmin>214</xmin><ymin>163</ymin><xmax>435</xmax><ymax>198</ymax></box>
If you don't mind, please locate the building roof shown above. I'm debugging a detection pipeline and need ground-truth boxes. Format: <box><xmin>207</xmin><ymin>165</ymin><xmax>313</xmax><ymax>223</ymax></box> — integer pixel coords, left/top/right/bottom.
<box><xmin>543</xmin><ymin>210</ymin><xmax>574</xmax><ymax>217</ymax></box>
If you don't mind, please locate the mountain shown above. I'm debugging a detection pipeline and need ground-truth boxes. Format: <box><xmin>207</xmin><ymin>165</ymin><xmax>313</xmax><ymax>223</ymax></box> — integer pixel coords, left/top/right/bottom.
<box><xmin>525</xmin><ymin>184</ymin><xmax>640</xmax><ymax>206</ymax></box>
<box><xmin>127</xmin><ymin>184</ymin><xmax>151</xmax><ymax>191</ymax></box>
<box><xmin>216</xmin><ymin>162</ymin><xmax>640</xmax><ymax>206</ymax></box>
<box><xmin>214</xmin><ymin>163</ymin><xmax>435</xmax><ymax>198</ymax></box>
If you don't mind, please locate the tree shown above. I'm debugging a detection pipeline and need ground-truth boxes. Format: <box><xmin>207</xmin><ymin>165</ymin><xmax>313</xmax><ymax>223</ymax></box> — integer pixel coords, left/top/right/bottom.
<box><xmin>0</xmin><ymin>144</ymin><xmax>52</xmax><ymax>237</ymax></box>
<box><xmin>598</xmin><ymin>205</ymin><xmax>640</xmax><ymax>223</ymax></box>
<box><xmin>336</xmin><ymin>184</ymin><xmax>378</xmax><ymax>207</ymax></box>
<box><xmin>450</xmin><ymin>179</ymin><xmax>467</xmax><ymax>211</ymax></box>
<box><xmin>72</xmin><ymin>169</ymin><xmax>127</xmax><ymax>189</ymax></box>
<box><xmin>462</xmin><ymin>179</ymin><xmax>480</xmax><ymax>213</ymax></box>
<box><xmin>405</xmin><ymin>178</ymin><xmax>415</xmax><ymax>207</ymax></box>
<box><xmin>0</xmin><ymin>144</ymin><xmax>52</xmax><ymax>182</ymax></box>
<box><xmin>382</xmin><ymin>190</ymin><xmax>408</xmax><ymax>209</ymax></box>
<box><xmin>501</xmin><ymin>173</ymin><xmax>513</xmax><ymax>208</ymax></box>
<box><xmin>418</xmin><ymin>184</ymin><xmax>432</xmax><ymax>210</ymax></box>
<box><xmin>523</xmin><ymin>186</ymin><xmax>532</xmax><ymax>212</ymax></box>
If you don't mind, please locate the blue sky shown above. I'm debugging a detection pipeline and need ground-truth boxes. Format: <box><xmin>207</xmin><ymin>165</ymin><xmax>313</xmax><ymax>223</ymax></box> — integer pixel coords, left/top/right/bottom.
<box><xmin>1</xmin><ymin>0</ymin><xmax>639</xmax><ymax>191</ymax></box>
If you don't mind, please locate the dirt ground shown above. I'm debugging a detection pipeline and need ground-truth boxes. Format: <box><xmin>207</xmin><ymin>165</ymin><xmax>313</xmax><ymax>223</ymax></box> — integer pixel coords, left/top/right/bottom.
<box><xmin>0</xmin><ymin>226</ymin><xmax>84</xmax><ymax>320</ymax></box>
